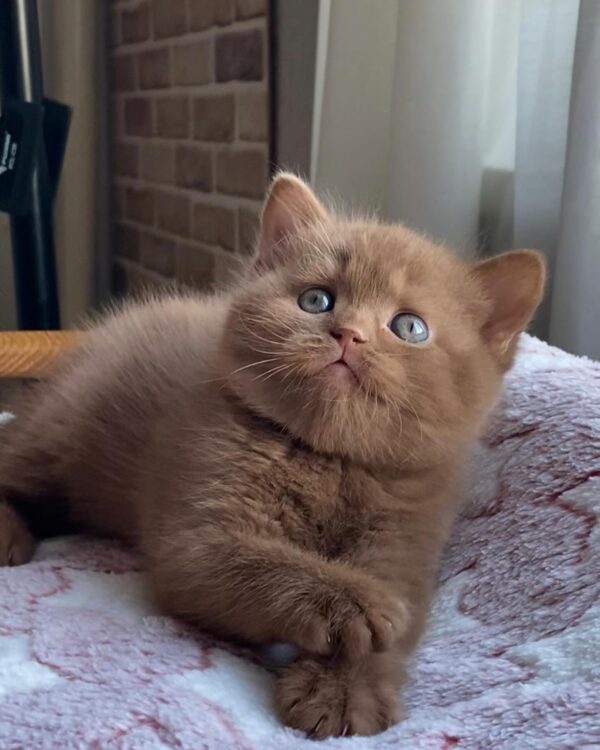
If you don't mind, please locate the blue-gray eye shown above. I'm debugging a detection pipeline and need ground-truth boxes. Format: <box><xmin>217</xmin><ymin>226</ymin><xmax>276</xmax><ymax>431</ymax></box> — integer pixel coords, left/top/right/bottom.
<box><xmin>389</xmin><ymin>313</ymin><xmax>429</xmax><ymax>343</ymax></box>
<box><xmin>298</xmin><ymin>288</ymin><xmax>335</xmax><ymax>314</ymax></box>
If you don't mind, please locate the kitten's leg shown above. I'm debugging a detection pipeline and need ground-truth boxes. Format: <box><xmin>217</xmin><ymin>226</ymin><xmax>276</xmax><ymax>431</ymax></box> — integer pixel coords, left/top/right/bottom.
<box><xmin>275</xmin><ymin>522</ymin><xmax>444</xmax><ymax>736</ymax></box>
<box><xmin>150</xmin><ymin>528</ymin><xmax>409</xmax><ymax>658</ymax></box>
<box><xmin>0</xmin><ymin>391</ymin><xmax>72</xmax><ymax>565</ymax></box>
<box><xmin>0</xmin><ymin>502</ymin><xmax>35</xmax><ymax>566</ymax></box>
<box><xmin>275</xmin><ymin>583</ymin><xmax>431</xmax><ymax>737</ymax></box>
<box><xmin>276</xmin><ymin>650</ymin><xmax>405</xmax><ymax>738</ymax></box>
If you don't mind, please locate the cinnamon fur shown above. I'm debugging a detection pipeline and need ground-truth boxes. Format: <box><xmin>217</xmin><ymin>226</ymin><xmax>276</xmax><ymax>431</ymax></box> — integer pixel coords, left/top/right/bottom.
<box><xmin>0</xmin><ymin>174</ymin><xmax>545</xmax><ymax>737</ymax></box>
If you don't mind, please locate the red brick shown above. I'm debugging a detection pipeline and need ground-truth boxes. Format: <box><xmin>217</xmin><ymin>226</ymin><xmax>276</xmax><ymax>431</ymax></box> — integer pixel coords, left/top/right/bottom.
<box><xmin>139</xmin><ymin>47</ymin><xmax>171</xmax><ymax>89</ymax></box>
<box><xmin>176</xmin><ymin>244</ymin><xmax>215</xmax><ymax>288</ymax></box>
<box><xmin>124</xmin><ymin>97</ymin><xmax>153</xmax><ymax>136</ymax></box>
<box><xmin>238</xmin><ymin>206</ymin><xmax>260</xmax><ymax>254</ymax></box>
<box><xmin>235</xmin><ymin>0</ymin><xmax>266</xmax><ymax>19</ymax></box>
<box><xmin>114</xmin><ymin>142</ymin><xmax>139</xmax><ymax>177</ymax></box>
<box><xmin>111</xmin><ymin>54</ymin><xmax>137</xmax><ymax>92</ymax></box>
<box><xmin>140</xmin><ymin>141</ymin><xmax>175</xmax><ymax>184</ymax></box>
<box><xmin>173</xmin><ymin>39</ymin><xmax>212</xmax><ymax>86</ymax></box>
<box><xmin>140</xmin><ymin>230</ymin><xmax>176</xmax><ymax>276</ymax></box>
<box><xmin>155</xmin><ymin>191</ymin><xmax>191</xmax><ymax>237</ymax></box>
<box><xmin>115</xmin><ymin>224</ymin><xmax>141</xmax><ymax>261</ymax></box>
<box><xmin>189</xmin><ymin>0</ymin><xmax>234</xmax><ymax>31</ymax></box>
<box><xmin>175</xmin><ymin>145</ymin><xmax>213</xmax><ymax>191</ymax></box>
<box><xmin>156</xmin><ymin>96</ymin><xmax>189</xmax><ymax>138</ymax></box>
<box><xmin>237</xmin><ymin>90</ymin><xmax>267</xmax><ymax>141</ymax></box>
<box><xmin>216</xmin><ymin>148</ymin><xmax>268</xmax><ymax>198</ymax></box>
<box><xmin>216</xmin><ymin>29</ymin><xmax>263</xmax><ymax>82</ymax></box>
<box><xmin>193</xmin><ymin>203</ymin><xmax>235</xmax><ymax>250</ymax></box>
<box><xmin>121</xmin><ymin>2</ymin><xmax>150</xmax><ymax>43</ymax></box>
<box><xmin>113</xmin><ymin>260</ymin><xmax>171</xmax><ymax>296</ymax></box>
<box><xmin>125</xmin><ymin>186</ymin><xmax>155</xmax><ymax>226</ymax></box>
<box><xmin>193</xmin><ymin>95</ymin><xmax>234</xmax><ymax>142</ymax></box>
<box><xmin>152</xmin><ymin>0</ymin><xmax>187</xmax><ymax>39</ymax></box>
<box><xmin>215</xmin><ymin>252</ymin><xmax>245</xmax><ymax>285</ymax></box>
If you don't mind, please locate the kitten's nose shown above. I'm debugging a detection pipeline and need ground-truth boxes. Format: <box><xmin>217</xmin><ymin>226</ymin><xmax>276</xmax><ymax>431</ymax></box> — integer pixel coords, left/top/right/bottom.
<box><xmin>330</xmin><ymin>326</ymin><xmax>367</xmax><ymax>348</ymax></box>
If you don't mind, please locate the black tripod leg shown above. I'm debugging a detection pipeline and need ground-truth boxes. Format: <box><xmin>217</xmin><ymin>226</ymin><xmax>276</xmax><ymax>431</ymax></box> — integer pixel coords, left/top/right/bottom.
<box><xmin>0</xmin><ymin>0</ymin><xmax>60</xmax><ymax>330</ymax></box>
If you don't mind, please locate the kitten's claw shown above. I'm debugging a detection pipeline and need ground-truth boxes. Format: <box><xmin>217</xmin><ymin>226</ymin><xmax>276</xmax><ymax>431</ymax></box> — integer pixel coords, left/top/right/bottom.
<box><xmin>277</xmin><ymin>658</ymin><xmax>402</xmax><ymax>738</ymax></box>
<box><xmin>310</xmin><ymin>717</ymin><xmax>325</xmax><ymax>738</ymax></box>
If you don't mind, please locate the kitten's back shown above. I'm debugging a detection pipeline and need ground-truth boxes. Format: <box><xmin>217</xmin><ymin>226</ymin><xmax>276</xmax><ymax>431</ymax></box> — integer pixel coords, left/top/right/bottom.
<box><xmin>3</xmin><ymin>292</ymin><xmax>230</xmax><ymax>539</ymax></box>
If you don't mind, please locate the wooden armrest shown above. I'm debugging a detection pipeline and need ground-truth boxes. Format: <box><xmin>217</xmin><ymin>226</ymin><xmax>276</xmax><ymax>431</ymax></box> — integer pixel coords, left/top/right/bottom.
<box><xmin>0</xmin><ymin>331</ymin><xmax>80</xmax><ymax>378</ymax></box>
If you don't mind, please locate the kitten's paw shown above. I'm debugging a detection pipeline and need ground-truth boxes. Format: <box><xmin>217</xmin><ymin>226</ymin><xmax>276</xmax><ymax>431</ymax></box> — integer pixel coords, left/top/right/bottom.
<box><xmin>276</xmin><ymin>658</ymin><xmax>402</xmax><ymax>738</ymax></box>
<box><xmin>335</xmin><ymin>583</ymin><xmax>409</xmax><ymax>657</ymax></box>
<box><xmin>290</xmin><ymin>581</ymin><xmax>409</xmax><ymax>659</ymax></box>
<box><xmin>0</xmin><ymin>503</ymin><xmax>35</xmax><ymax>566</ymax></box>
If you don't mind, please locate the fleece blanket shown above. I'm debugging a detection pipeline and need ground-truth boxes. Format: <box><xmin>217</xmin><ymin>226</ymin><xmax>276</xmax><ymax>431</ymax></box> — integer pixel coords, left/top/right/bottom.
<box><xmin>0</xmin><ymin>335</ymin><xmax>598</xmax><ymax>750</ymax></box>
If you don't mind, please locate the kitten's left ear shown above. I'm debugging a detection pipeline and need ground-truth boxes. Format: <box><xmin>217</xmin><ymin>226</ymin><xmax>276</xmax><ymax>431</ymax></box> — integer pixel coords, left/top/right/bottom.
<box><xmin>257</xmin><ymin>173</ymin><xmax>329</xmax><ymax>268</ymax></box>
<box><xmin>472</xmin><ymin>249</ymin><xmax>546</xmax><ymax>367</ymax></box>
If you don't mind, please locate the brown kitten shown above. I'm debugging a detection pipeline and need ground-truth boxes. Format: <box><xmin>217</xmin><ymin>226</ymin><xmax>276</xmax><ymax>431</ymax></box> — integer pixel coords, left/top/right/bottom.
<box><xmin>0</xmin><ymin>174</ymin><xmax>545</xmax><ymax>738</ymax></box>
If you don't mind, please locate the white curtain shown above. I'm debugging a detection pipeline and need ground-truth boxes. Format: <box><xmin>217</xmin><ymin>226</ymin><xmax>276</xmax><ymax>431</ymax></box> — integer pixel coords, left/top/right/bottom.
<box><xmin>312</xmin><ymin>0</ymin><xmax>598</xmax><ymax>358</ymax></box>
<box><xmin>549</xmin><ymin>0</ymin><xmax>600</xmax><ymax>358</ymax></box>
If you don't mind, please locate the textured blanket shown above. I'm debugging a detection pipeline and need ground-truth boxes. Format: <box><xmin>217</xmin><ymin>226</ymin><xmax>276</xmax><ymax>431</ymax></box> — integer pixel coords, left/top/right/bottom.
<box><xmin>0</xmin><ymin>335</ymin><xmax>598</xmax><ymax>749</ymax></box>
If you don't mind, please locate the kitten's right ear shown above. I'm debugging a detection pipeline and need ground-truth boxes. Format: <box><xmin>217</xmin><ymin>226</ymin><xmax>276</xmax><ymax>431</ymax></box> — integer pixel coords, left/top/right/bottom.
<box><xmin>257</xmin><ymin>173</ymin><xmax>329</xmax><ymax>269</ymax></box>
<box><xmin>472</xmin><ymin>249</ymin><xmax>546</xmax><ymax>369</ymax></box>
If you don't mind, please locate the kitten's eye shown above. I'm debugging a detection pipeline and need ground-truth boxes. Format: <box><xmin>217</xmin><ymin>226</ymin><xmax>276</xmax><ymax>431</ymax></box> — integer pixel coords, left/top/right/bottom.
<box><xmin>298</xmin><ymin>287</ymin><xmax>335</xmax><ymax>314</ymax></box>
<box><xmin>389</xmin><ymin>313</ymin><xmax>429</xmax><ymax>344</ymax></box>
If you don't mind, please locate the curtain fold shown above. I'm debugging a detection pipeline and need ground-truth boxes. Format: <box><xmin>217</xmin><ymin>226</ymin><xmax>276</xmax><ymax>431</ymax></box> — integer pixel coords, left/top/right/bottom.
<box><xmin>549</xmin><ymin>0</ymin><xmax>600</xmax><ymax>359</ymax></box>
<box><xmin>512</xmin><ymin>0</ymin><xmax>579</xmax><ymax>339</ymax></box>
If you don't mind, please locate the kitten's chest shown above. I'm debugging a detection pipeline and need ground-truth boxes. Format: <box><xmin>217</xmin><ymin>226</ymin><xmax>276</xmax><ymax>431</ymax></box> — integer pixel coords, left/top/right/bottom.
<box><xmin>256</xmin><ymin>441</ymin><xmax>378</xmax><ymax>558</ymax></box>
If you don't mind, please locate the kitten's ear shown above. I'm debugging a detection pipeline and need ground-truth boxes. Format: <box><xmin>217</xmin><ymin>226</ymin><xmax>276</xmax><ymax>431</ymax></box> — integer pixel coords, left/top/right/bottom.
<box><xmin>257</xmin><ymin>173</ymin><xmax>329</xmax><ymax>268</ymax></box>
<box><xmin>472</xmin><ymin>250</ymin><xmax>546</xmax><ymax>367</ymax></box>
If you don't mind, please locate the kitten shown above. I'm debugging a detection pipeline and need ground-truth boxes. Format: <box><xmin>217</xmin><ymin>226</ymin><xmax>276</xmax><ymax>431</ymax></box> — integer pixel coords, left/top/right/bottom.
<box><xmin>0</xmin><ymin>174</ymin><xmax>545</xmax><ymax>738</ymax></box>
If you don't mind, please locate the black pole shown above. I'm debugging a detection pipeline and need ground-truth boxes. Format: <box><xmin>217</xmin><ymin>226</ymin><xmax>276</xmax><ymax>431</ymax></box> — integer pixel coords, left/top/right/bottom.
<box><xmin>0</xmin><ymin>0</ymin><xmax>60</xmax><ymax>329</ymax></box>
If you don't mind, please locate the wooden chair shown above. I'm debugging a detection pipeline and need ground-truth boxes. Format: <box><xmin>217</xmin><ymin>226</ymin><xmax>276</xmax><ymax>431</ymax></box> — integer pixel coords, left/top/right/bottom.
<box><xmin>0</xmin><ymin>331</ymin><xmax>78</xmax><ymax>379</ymax></box>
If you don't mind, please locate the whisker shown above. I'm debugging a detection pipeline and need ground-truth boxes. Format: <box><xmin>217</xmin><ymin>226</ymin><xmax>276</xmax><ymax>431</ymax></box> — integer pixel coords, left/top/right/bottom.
<box><xmin>251</xmin><ymin>362</ymin><xmax>295</xmax><ymax>384</ymax></box>
<box><xmin>226</xmin><ymin>357</ymin><xmax>281</xmax><ymax>378</ymax></box>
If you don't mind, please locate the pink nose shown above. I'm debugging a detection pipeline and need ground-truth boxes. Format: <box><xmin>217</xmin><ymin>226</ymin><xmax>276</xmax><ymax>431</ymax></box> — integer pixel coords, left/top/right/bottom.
<box><xmin>330</xmin><ymin>327</ymin><xmax>367</xmax><ymax>348</ymax></box>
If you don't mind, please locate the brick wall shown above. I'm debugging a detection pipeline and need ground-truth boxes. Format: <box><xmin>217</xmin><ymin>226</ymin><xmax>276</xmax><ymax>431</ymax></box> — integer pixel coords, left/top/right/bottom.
<box><xmin>108</xmin><ymin>0</ymin><xmax>270</xmax><ymax>294</ymax></box>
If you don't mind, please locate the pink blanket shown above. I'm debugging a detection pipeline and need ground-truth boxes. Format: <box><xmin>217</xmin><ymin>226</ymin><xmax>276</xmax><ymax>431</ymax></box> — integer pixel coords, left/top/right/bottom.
<box><xmin>1</xmin><ymin>335</ymin><xmax>599</xmax><ymax>749</ymax></box>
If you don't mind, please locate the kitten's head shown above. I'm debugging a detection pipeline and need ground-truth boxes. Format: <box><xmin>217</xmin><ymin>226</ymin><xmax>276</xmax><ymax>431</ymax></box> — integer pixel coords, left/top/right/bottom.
<box><xmin>220</xmin><ymin>174</ymin><xmax>545</xmax><ymax>467</ymax></box>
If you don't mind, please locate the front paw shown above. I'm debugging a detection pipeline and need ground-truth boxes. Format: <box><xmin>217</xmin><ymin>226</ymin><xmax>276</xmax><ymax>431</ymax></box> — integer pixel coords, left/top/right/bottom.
<box><xmin>276</xmin><ymin>658</ymin><xmax>402</xmax><ymax>738</ymax></box>
<box><xmin>0</xmin><ymin>503</ymin><xmax>35</xmax><ymax>566</ymax></box>
<box><xmin>288</xmin><ymin>579</ymin><xmax>409</xmax><ymax>659</ymax></box>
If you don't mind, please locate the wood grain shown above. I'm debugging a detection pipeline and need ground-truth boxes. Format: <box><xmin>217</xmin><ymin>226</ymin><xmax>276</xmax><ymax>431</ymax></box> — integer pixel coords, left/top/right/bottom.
<box><xmin>0</xmin><ymin>331</ymin><xmax>80</xmax><ymax>379</ymax></box>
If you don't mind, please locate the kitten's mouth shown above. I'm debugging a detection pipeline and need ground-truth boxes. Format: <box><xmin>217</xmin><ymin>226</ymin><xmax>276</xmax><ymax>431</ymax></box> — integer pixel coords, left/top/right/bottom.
<box><xmin>324</xmin><ymin>358</ymin><xmax>361</xmax><ymax>385</ymax></box>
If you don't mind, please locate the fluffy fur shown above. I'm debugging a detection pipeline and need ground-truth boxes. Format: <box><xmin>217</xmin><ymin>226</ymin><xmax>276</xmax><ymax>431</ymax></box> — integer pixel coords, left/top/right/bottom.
<box><xmin>0</xmin><ymin>174</ymin><xmax>545</xmax><ymax>737</ymax></box>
